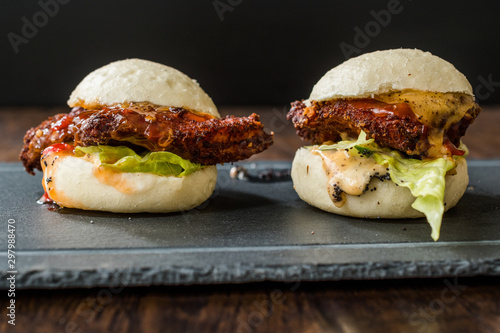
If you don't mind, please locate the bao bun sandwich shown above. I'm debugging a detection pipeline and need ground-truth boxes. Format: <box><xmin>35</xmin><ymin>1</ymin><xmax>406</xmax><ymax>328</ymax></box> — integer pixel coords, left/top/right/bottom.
<box><xmin>20</xmin><ymin>59</ymin><xmax>273</xmax><ymax>213</ymax></box>
<box><xmin>287</xmin><ymin>49</ymin><xmax>480</xmax><ymax>240</ymax></box>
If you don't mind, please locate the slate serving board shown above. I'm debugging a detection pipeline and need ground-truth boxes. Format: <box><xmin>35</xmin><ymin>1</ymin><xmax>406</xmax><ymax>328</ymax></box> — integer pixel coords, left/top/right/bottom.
<box><xmin>1</xmin><ymin>161</ymin><xmax>499</xmax><ymax>289</ymax></box>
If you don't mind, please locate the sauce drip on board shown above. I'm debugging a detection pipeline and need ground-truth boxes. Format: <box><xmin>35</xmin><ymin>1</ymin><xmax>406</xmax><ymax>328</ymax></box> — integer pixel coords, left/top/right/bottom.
<box><xmin>37</xmin><ymin>191</ymin><xmax>61</xmax><ymax>211</ymax></box>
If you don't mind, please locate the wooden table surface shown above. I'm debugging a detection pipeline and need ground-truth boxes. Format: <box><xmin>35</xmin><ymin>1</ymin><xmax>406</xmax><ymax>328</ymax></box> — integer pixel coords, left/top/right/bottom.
<box><xmin>1</xmin><ymin>106</ymin><xmax>500</xmax><ymax>333</ymax></box>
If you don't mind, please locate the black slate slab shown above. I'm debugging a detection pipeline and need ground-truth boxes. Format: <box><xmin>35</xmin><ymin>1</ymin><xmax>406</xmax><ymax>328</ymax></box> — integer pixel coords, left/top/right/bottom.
<box><xmin>0</xmin><ymin>161</ymin><xmax>499</xmax><ymax>288</ymax></box>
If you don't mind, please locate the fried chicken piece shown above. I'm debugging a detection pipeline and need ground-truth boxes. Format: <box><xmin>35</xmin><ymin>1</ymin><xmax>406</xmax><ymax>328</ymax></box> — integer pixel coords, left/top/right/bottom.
<box><xmin>287</xmin><ymin>99</ymin><xmax>479</xmax><ymax>158</ymax></box>
<box><xmin>20</xmin><ymin>106</ymin><xmax>273</xmax><ymax>174</ymax></box>
<box><xmin>20</xmin><ymin>109</ymin><xmax>81</xmax><ymax>175</ymax></box>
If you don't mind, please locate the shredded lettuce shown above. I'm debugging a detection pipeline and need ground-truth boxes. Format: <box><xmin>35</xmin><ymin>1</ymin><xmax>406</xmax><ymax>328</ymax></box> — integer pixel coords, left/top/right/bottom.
<box><xmin>316</xmin><ymin>131</ymin><xmax>374</xmax><ymax>151</ymax></box>
<box><xmin>315</xmin><ymin>132</ymin><xmax>460</xmax><ymax>241</ymax></box>
<box><xmin>75</xmin><ymin>145</ymin><xmax>204</xmax><ymax>177</ymax></box>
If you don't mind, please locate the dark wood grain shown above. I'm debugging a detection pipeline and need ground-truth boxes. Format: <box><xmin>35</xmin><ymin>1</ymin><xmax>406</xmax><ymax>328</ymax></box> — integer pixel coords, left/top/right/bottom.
<box><xmin>1</xmin><ymin>106</ymin><xmax>499</xmax><ymax>333</ymax></box>
<box><xmin>1</xmin><ymin>278</ymin><xmax>500</xmax><ymax>333</ymax></box>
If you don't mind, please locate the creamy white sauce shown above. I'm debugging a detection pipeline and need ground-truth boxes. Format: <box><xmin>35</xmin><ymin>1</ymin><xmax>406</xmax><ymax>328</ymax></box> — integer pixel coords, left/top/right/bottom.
<box><xmin>312</xmin><ymin>148</ymin><xmax>388</xmax><ymax>207</ymax></box>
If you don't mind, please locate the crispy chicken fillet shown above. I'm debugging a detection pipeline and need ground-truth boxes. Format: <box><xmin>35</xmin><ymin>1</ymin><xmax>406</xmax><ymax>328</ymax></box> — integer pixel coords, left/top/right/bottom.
<box><xmin>287</xmin><ymin>99</ymin><xmax>480</xmax><ymax>158</ymax></box>
<box><xmin>20</xmin><ymin>106</ymin><xmax>273</xmax><ymax>174</ymax></box>
<box><xmin>20</xmin><ymin>112</ymin><xmax>77</xmax><ymax>175</ymax></box>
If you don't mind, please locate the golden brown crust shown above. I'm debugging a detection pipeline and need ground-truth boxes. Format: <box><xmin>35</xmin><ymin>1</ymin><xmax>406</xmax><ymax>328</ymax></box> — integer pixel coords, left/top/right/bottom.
<box><xmin>20</xmin><ymin>106</ymin><xmax>274</xmax><ymax>174</ymax></box>
<box><xmin>287</xmin><ymin>98</ymin><xmax>480</xmax><ymax>159</ymax></box>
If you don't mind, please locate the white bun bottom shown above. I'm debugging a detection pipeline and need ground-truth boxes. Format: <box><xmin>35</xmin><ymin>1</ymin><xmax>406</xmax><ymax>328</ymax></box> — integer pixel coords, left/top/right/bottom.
<box><xmin>291</xmin><ymin>148</ymin><xmax>468</xmax><ymax>219</ymax></box>
<box><xmin>43</xmin><ymin>154</ymin><xmax>217</xmax><ymax>213</ymax></box>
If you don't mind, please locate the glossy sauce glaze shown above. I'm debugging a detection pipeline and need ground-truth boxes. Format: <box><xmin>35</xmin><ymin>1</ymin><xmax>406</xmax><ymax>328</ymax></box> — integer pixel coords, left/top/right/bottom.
<box><xmin>72</xmin><ymin>105</ymin><xmax>214</xmax><ymax>151</ymax></box>
<box><xmin>38</xmin><ymin>104</ymin><xmax>214</xmax><ymax>154</ymax></box>
<box><xmin>50</xmin><ymin>114</ymin><xmax>74</xmax><ymax>131</ymax></box>
<box><xmin>42</xmin><ymin>143</ymin><xmax>74</xmax><ymax>154</ymax></box>
<box><xmin>348</xmin><ymin>99</ymin><xmax>422</xmax><ymax>124</ymax></box>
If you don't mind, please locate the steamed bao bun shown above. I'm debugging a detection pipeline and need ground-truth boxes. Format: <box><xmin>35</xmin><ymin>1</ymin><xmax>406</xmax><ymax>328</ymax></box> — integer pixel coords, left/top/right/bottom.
<box><xmin>44</xmin><ymin>59</ymin><xmax>219</xmax><ymax>213</ymax></box>
<box><xmin>292</xmin><ymin>49</ymin><xmax>471</xmax><ymax>219</ymax></box>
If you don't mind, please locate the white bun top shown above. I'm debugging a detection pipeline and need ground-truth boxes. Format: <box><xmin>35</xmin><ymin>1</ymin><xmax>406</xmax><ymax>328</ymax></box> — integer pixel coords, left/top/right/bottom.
<box><xmin>308</xmin><ymin>49</ymin><xmax>473</xmax><ymax>102</ymax></box>
<box><xmin>68</xmin><ymin>59</ymin><xmax>219</xmax><ymax>117</ymax></box>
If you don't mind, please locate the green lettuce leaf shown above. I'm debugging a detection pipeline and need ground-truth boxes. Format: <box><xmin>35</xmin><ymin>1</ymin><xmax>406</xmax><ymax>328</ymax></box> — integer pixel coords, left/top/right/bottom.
<box><xmin>75</xmin><ymin>145</ymin><xmax>204</xmax><ymax>177</ymax></box>
<box><xmin>316</xmin><ymin>131</ymin><xmax>374</xmax><ymax>151</ymax></box>
<box><xmin>315</xmin><ymin>132</ymin><xmax>460</xmax><ymax>241</ymax></box>
<box><xmin>371</xmin><ymin>150</ymin><xmax>455</xmax><ymax>241</ymax></box>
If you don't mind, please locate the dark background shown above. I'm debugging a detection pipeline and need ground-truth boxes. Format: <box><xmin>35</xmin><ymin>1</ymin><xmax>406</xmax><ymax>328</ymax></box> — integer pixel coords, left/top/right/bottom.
<box><xmin>1</xmin><ymin>0</ymin><xmax>499</xmax><ymax>107</ymax></box>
